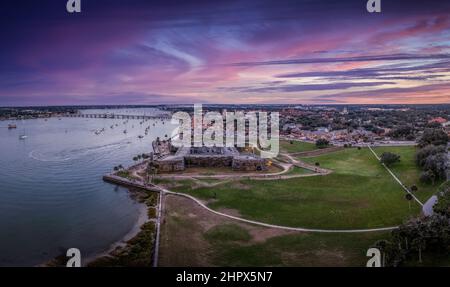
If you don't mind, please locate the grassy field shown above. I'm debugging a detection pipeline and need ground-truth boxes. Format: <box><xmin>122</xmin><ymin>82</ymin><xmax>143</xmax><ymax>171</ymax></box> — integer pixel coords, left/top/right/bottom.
<box><xmin>280</xmin><ymin>140</ymin><xmax>316</xmax><ymax>153</ymax></box>
<box><xmin>372</xmin><ymin>146</ymin><xmax>441</xmax><ymax>203</ymax></box>
<box><xmin>159</xmin><ymin>195</ymin><xmax>388</xmax><ymax>267</ymax></box>
<box><xmin>166</xmin><ymin>147</ymin><xmax>435</xmax><ymax>229</ymax></box>
<box><xmin>205</xmin><ymin>224</ymin><xmax>387</xmax><ymax>267</ymax></box>
<box><xmin>285</xmin><ymin>166</ymin><xmax>314</xmax><ymax>175</ymax></box>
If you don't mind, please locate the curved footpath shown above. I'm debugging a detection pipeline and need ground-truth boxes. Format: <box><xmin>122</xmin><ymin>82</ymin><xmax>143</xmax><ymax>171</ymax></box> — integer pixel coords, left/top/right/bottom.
<box><xmin>159</xmin><ymin>187</ymin><xmax>398</xmax><ymax>233</ymax></box>
<box><xmin>108</xmin><ymin>149</ymin><xmax>401</xmax><ymax>233</ymax></box>
<box><xmin>103</xmin><ymin>174</ymin><xmax>398</xmax><ymax>233</ymax></box>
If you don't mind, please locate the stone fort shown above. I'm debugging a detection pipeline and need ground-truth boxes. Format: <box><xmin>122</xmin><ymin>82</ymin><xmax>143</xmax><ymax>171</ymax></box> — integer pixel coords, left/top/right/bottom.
<box><xmin>151</xmin><ymin>139</ymin><xmax>268</xmax><ymax>172</ymax></box>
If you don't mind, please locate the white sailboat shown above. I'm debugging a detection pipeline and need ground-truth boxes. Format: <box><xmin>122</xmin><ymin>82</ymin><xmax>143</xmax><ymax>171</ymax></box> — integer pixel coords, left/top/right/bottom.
<box><xmin>19</xmin><ymin>129</ymin><xmax>27</xmax><ymax>140</ymax></box>
<box><xmin>19</xmin><ymin>123</ymin><xmax>27</xmax><ymax>140</ymax></box>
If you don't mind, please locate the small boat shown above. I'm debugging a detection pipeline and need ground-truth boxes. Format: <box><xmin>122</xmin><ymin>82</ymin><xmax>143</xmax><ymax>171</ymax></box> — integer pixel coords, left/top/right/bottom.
<box><xmin>8</xmin><ymin>124</ymin><xmax>17</xmax><ymax>129</ymax></box>
<box><xmin>19</xmin><ymin>135</ymin><xmax>27</xmax><ymax>140</ymax></box>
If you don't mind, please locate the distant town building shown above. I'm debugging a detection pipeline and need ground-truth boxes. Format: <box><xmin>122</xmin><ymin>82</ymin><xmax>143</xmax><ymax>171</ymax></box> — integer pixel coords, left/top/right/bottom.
<box><xmin>429</xmin><ymin>117</ymin><xmax>447</xmax><ymax>124</ymax></box>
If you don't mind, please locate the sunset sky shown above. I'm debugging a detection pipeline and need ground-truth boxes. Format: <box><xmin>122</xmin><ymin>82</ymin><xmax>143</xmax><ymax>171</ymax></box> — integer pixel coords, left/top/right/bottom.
<box><xmin>1</xmin><ymin>0</ymin><xmax>450</xmax><ymax>106</ymax></box>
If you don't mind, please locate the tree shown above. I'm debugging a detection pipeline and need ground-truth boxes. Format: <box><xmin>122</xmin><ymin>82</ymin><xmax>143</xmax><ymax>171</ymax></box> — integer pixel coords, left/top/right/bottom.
<box><xmin>418</xmin><ymin>128</ymin><xmax>449</xmax><ymax>147</ymax></box>
<box><xmin>433</xmin><ymin>181</ymin><xmax>450</xmax><ymax>217</ymax></box>
<box><xmin>420</xmin><ymin>170</ymin><xmax>436</xmax><ymax>185</ymax></box>
<box><xmin>378</xmin><ymin>215</ymin><xmax>450</xmax><ymax>266</ymax></box>
<box><xmin>427</xmin><ymin>121</ymin><xmax>443</xmax><ymax>129</ymax></box>
<box><xmin>315</xmin><ymin>138</ymin><xmax>329</xmax><ymax>149</ymax></box>
<box><xmin>388</xmin><ymin>125</ymin><xmax>415</xmax><ymax>140</ymax></box>
<box><xmin>405</xmin><ymin>193</ymin><xmax>413</xmax><ymax>210</ymax></box>
<box><xmin>381</xmin><ymin>152</ymin><xmax>401</xmax><ymax>167</ymax></box>
<box><xmin>423</xmin><ymin>153</ymin><xmax>448</xmax><ymax>181</ymax></box>
<box><xmin>410</xmin><ymin>185</ymin><xmax>418</xmax><ymax>193</ymax></box>
<box><xmin>372</xmin><ymin>240</ymin><xmax>401</xmax><ymax>267</ymax></box>
<box><xmin>412</xmin><ymin>237</ymin><xmax>426</xmax><ymax>264</ymax></box>
<box><xmin>416</xmin><ymin>145</ymin><xmax>446</xmax><ymax>167</ymax></box>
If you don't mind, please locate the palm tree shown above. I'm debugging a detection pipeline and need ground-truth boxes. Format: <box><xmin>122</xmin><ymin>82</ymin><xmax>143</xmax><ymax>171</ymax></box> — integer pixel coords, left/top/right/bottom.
<box><xmin>373</xmin><ymin>240</ymin><xmax>392</xmax><ymax>267</ymax></box>
<box><xmin>412</xmin><ymin>237</ymin><xmax>426</xmax><ymax>264</ymax></box>
<box><xmin>405</xmin><ymin>193</ymin><xmax>413</xmax><ymax>210</ymax></box>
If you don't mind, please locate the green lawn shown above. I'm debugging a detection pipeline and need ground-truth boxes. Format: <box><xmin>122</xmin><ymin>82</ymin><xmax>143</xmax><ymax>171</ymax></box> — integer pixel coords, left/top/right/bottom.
<box><xmin>372</xmin><ymin>146</ymin><xmax>441</xmax><ymax>203</ymax></box>
<box><xmin>285</xmin><ymin>166</ymin><xmax>314</xmax><ymax>175</ymax></box>
<box><xmin>169</xmin><ymin>147</ymin><xmax>429</xmax><ymax>229</ymax></box>
<box><xmin>205</xmin><ymin>223</ymin><xmax>387</xmax><ymax>267</ymax></box>
<box><xmin>301</xmin><ymin>148</ymin><xmax>383</xmax><ymax>176</ymax></box>
<box><xmin>280</xmin><ymin>140</ymin><xmax>316</xmax><ymax>153</ymax></box>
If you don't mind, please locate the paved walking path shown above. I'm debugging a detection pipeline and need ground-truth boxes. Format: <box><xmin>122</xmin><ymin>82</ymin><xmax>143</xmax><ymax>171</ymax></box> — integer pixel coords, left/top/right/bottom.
<box><xmin>108</xmin><ymin>147</ymin><xmax>420</xmax><ymax>266</ymax></box>
<box><xmin>367</xmin><ymin>145</ymin><xmax>423</xmax><ymax>206</ymax></box>
<box><xmin>104</xmin><ymin>174</ymin><xmax>398</xmax><ymax>233</ymax></box>
<box><xmin>152</xmin><ymin>190</ymin><xmax>163</xmax><ymax>267</ymax></box>
<box><xmin>160</xmin><ymin>187</ymin><xmax>398</xmax><ymax>233</ymax></box>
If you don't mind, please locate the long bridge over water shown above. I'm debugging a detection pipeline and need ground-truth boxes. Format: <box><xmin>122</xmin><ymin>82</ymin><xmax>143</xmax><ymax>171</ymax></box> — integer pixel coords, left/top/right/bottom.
<box><xmin>63</xmin><ymin>113</ymin><xmax>171</xmax><ymax>120</ymax></box>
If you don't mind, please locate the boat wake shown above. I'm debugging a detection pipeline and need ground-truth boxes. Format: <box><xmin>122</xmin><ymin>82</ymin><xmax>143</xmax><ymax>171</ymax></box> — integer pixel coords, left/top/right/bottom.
<box><xmin>29</xmin><ymin>140</ymin><xmax>132</xmax><ymax>162</ymax></box>
<box><xmin>29</xmin><ymin>150</ymin><xmax>72</xmax><ymax>162</ymax></box>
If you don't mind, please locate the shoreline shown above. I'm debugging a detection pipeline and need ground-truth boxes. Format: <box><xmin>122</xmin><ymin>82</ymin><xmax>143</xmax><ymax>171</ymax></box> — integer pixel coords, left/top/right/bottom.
<box><xmin>41</xmin><ymin>187</ymin><xmax>156</xmax><ymax>267</ymax></box>
<box><xmin>82</xmin><ymin>200</ymin><xmax>150</xmax><ymax>266</ymax></box>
